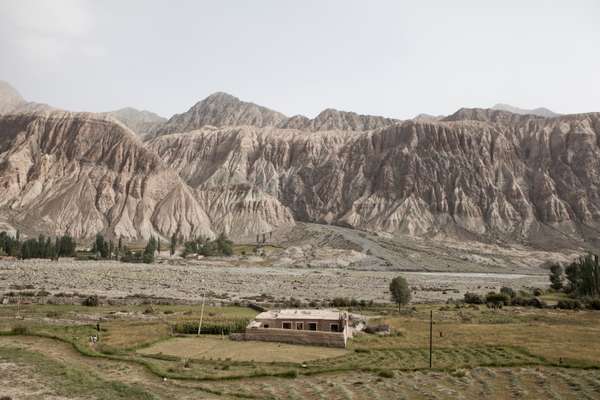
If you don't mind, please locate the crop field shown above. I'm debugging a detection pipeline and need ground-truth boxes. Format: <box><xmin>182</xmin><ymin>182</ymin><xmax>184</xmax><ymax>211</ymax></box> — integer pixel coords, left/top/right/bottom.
<box><xmin>138</xmin><ymin>336</ymin><xmax>348</xmax><ymax>363</ymax></box>
<box><xmin>0</xmin><ymin>303</ymin><xmax>599</xmax><ymax>399</ymax></box>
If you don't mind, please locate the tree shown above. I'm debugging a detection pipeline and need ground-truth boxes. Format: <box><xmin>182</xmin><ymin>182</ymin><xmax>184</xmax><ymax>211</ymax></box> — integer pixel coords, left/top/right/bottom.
<box><xmin>143</xmin><ymin>236</ymin><xmax>157</xmax><ymax>264</ymax></box>
<box><xmin>17</xmin><ymin>234</ymin><xmax>58</xmax><ymax>260</ymax></box>
<box><xmin>0</xmin><ymin>231</ymin><xmax>20</xmax><ymax>257</ymax></box>
<box><xmin>565</xmin><ymin>254</ymin><xmax>600</xmax><ymax>297</ymax></box>
<box><xmin>215</xmin><ymin>233</ymin><xmax>233</xmax><ymax>256</ymax></box>
<box><xmin>92</xmin><ymin>233</ymin><xmax>109</xmax><ymax>259</ymax></box>
<box><xmin>170</xmin><ymin>233</ymin><xmax>177</xmax><ymax>256</ymax></box>
<box><xmin>500</xmin><ymin>286</ymin><xmax>516</xmax><ymax>299</ymax></box>
<box><xmin>116</xmin><ymin>236</ymin><xmax>122</xmax><ymax>260</ymax></box>
<box><xmin>389</xmin><ymin>276</ymin><xmax>411</xmax><ymax>312</ymax></box>
<box><xmin>157</xmin><ymin>238</ymin><xmax>161</xmax><ymax>254</ymax></box>
<box><xmin>549</xmin><ymin>264</ymin><xmax>564</xmax><ymax>291</ymax></box>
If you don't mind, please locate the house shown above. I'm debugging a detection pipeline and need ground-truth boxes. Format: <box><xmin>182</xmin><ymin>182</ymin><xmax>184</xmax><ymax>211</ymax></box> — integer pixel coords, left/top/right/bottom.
<box><xmin>235</xmin><ymin>309</ymin><xmax>351</xmax><ymax>348</ymax></box>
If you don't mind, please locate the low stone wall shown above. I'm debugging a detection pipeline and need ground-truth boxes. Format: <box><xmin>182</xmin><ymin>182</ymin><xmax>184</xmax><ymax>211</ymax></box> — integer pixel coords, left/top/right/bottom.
<box><xmin>233</xmin><ymin>328</ymin><xmax>347</xmax><ymax>348</ymax></box>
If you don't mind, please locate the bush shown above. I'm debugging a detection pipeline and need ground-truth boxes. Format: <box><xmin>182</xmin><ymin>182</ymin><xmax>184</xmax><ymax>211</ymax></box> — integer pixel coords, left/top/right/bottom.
<box><xmin>528</xmin><ymin>297</ymin><xmax>546</xmax><ymax>308</ymax></box>
<box><xmin>364</xmin><ymin>324</ymin><xmax>390</xmax><ymax>335</ymax></box>
<box><xmin>464</xmin><ymin>292</ymin><xmax>484</xmax><ymax>304</ymax></box>
<box><xmin>120</xmin><ymin>247</ymin><xmax>143</xmax><ymax>263</ymax></box>
<box><xmin>378</xmin><ymin>370</ymin><xmax>394</xmax><ymax>378</ymax></box>
<box><xmin>500</xmin><ymin>287</ymin><xmax>516</xmax><ymax>299</ymax></box>
<box><xmin>172</xmin><ymin>319</ymin><xmax>248</xmax><ymax>335</ymax></box>
<box><xmin>585</xmin><ymin>298</ymin><xmax>600</xmax><ymax>310</ymax></box>
<box><xmin>532</xmin><ymin>288</ymin><xmax>544</xmax><ymax>296</ymax></box>
<box><xmin>281</xmin><ymin>370</ymin><xmax>298</xmax><ymax>379</ymax></box>
<box><xmin>485</xmin><ymin>292</ymin><xmax>510</xmax><ymax>307</ymax></box>
<box><xmin>510</xmin><ymin>296</ymin><xmax>529</xmax><ymax>306</ymax></box>
<box><xmin>556</xmin><ymin>299</ymin><xmax>583</xmax><ymax>310</ymax></box>
<box><xmin>182</xmin><ymin>233</ymin><xmax>233</xmax><ymax>258</ymax></box>
<box><xmin>331</xmin><ymin>297</ymin><xmax>351</xmax><ymax>307</ymax></box>
<box><xmin>82</xmin><ymin>295</ymin><xmax>99</xmax><ymax>307</ymax></box>
<box><xmin>11</xmin><ymin>325</ymin><xmax>29</xmax><ymax>335</ymax></box>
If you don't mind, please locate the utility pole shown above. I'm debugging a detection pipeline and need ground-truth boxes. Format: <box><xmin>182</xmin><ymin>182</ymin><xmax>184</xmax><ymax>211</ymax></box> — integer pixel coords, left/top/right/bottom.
<box><xmin>429</xmin><ymin>309</ymin><xmax>433</xmax><ymax>369</ymax></box>
<box><xmin>197</xmin><ymin>280</ymin><xmax>206</xmax><ymax>336</ymax></box>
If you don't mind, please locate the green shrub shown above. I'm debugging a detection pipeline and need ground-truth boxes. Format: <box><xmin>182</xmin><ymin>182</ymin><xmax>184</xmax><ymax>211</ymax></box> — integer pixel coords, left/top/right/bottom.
<box><xmin>500</xmin><ymin>286</ymin><xmax>516</xmax><ymax>299</ymax></box>
<box><xmin>281</xmin><ymin>370</ymin><xmax>298</xmax><ymax>379</ymax></box>
<box><xmin>556</xmin><ymin>299</ymin><xmax>582</xmax><ymax>310</ymax></box>
<box><xmin>172</xmin><ymin>319</ymin><xmax>248</xmax><ymax>335</ymax></box>
<box><xmin>464</xmin><ymin>292</ymin><xmax>484</xmax><ymax>304</ymax></box>
<box><xmin>528</xmin><ymin>297</ymin><xmax>546</xmax><ymax>308</ymax></box>
<box><xmin>11</xmin><ymin>325</ymin><xmax>29</xmax><ymax>335</ymax></box>
<box><xmin>585</xmin><ymin>298</ymin><xmax>600</xmax><ymax>310</ymax></box>
<box><xmin>82</xmin><ymin>295</ymin><xmax>99</xmax><ymax>307</ymax></box>
<box><xmin>378</xmin><ymin>370</ymin><xmax>394</xmax><ymax>378</ymax></box>
<box><xmin>510</xmin><ymin>296</ymin><xmax>529</xmax><ymax>306</ymax></box>
<box><xmin>331</xmin><ymin>297</ymin><xmax>352</xmax><ymax>307</ymax></box>
<box><xmin>485</xmin><ymin>292</ymin><xmax>510</xmax><ymax>307</ymax></box>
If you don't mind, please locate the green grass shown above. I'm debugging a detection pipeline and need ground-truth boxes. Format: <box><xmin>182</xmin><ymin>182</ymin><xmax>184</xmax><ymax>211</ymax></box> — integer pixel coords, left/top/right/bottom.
<box><xmin>0</xmin><ymin>346</ymin><xmax>156</xmax><ymax>399</ymax></box>
<box><xmin>1</xmin><ymin>303</ymin><xmax>599</xmax><ymax>385</ymax></box>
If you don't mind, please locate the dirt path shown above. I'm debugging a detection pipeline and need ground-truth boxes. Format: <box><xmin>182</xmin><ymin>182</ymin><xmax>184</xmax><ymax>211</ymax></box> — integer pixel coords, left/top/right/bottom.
<box><xmin>0</xmin><ymin>336</ymin><xmax>224</xmax><ymax>400</ymax></box>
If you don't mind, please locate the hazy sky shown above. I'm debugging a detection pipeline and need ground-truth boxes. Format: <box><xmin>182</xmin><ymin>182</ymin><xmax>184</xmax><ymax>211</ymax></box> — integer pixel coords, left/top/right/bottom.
<box><xmin>0</xmin><ymin>0</ymin><xmax>599</xmax><ymax>119</ymax></box>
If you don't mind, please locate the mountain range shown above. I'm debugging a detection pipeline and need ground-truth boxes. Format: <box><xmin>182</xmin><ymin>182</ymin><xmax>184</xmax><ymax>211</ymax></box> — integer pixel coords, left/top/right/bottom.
<box><xmin>0</xmin><ymin>80</ymin><xmax>598</xmax><ymax>253</ymax></box>
<box><xmin>492</xmin><ymin>103</ymin><xmax>560</xmax><ymax>118</ymax></box>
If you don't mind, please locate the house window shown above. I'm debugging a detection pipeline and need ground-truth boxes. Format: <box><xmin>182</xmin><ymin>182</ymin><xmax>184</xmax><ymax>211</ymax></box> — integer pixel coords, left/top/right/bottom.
<box><xmin>308</xmin><ymin>322</ymin><xmax>317</xmax><ymax>331</ymax></box>
<box><xmin>295</xmin><ymin>322</ymin><xmax>304</xmax><ymax>330</ymax></box>
<box><xmin>330</xmin><ymin>323</ymin><xmax>339</xmax><ymax>332</ymax></box>
<box><xmin>263</xmin><ymin>324</ymin><xmax>269</xmax><ymax>329</ymax></box>
<box><xmin>282</xmin><ymin>322</ymin><xmax>292</xmax><ymax>329</ymax></box>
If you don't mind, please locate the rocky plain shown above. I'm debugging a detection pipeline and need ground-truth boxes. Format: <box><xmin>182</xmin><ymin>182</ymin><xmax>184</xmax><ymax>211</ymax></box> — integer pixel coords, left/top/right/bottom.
<box><xmin>0</xmin><ymin>223</ymin><xmax>564</xmax><ymax>306</ymax></box>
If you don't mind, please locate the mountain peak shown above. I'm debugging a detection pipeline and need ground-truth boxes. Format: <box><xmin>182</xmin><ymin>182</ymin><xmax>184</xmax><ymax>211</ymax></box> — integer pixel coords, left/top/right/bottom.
<box><xmin>306</xmin><ymin>107</ymin><xmax>400</xmax><ymax>131</ymax></box>
<box><xmin>152</xmin><ymin>93</ymin><xmax>287</xmax><ymax>135</ymax></box>
<box><xmin>492</xmin><ymin>103</ymin><xmax>559</xmax><ymax>118</ymax></box>
<box><xmin>0</xmin><ymin>80</ymin><xmax>26</xmax><ymax>114</ymax></box>
<box><xmin>204</xmin><ymin>91</ymin><xmax>239</xmax><ymax>101</ymax></box>
<box><xmin>103</xmin><ymin>107</ymin><xmax>166</xmax><ymax>137</ymax></box>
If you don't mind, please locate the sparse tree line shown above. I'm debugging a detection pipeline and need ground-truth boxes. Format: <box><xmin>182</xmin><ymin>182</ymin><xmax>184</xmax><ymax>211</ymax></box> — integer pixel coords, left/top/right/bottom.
<box><xmin>1</xmin><ymin>230</ymin><xmax>235</xmax><ymax>264</ymax></box>
<box><xmin>88</xmin><ymin>234</ymin><xmax>159</xmax><ymax>264</ymax></box>
<box><xmin>547</xmin><ymin>253</ymin><xmax>600</xmax><ymax>310</ymax></box>
<box><xmin>463</xmin><ymin>287</ymin><xmax>546</xmax><ymax>309</ymax></box>
<box><xmin>460</xmin><ymin>253</ymin><xmax>600</xmax><ymax>311</ymax></box>
<box><xmin>181</xmin><ymin>233</ymin><xmax>233</xmax><ymax>257</ymax></box>
<box><xmin>0</xmin><ymin>231</ymin><xmax>76</xmax><ymax>260</ymax></box>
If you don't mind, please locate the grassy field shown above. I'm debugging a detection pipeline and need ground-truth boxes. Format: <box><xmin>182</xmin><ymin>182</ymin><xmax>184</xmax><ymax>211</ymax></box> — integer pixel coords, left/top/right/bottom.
<box><xmin>0</xmin><ymin>302</ymin><xmax>599</xmax><ymax>399</ymax></box>
<box><xmin>138</xmin><ymin>336</ymin><xmax>348</xmax><ymax>363</ymax></box>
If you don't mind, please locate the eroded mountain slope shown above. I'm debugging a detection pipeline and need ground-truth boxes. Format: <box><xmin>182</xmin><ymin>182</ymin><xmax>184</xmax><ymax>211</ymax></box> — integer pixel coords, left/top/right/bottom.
<box><xmin>0</xmin><ymin>111</ymin><xmax>215</xmax><ymax>239</ymax></box>
<box><xmin>147</xmin><ymin>112</ymin><xmax>600</xmax><ymax>249</ymax></box>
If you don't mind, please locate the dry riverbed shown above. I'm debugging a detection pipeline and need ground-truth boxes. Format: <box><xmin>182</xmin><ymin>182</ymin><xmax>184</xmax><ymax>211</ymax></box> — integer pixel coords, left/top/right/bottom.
<box><xmin>0</xmin><ymin>258</ymin><xmax>549</xmax><ymax>305</ymax></box>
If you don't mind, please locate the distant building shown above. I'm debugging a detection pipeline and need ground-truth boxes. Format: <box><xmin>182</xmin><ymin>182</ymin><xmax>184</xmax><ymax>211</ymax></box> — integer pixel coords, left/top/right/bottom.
<box><xmin>236</xmin><ymin>309</ymin><xmax>351</xmax><ymax>348</ymax></box>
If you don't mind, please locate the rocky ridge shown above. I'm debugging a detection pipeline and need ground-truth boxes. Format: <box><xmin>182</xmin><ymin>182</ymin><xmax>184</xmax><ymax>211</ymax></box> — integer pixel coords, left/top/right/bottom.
<box><xmin>147</xmin><ymin>110</ymin><xmax>600</xmax><ymax>249</ymax></box>
<box><xmin>151</xmin><ymin>92</ymin><xmax>399</xmax><ymax>136</ymax></box>
<box><xmin>1</xmin><ymin>83</ymin><xmax>599</xmax><ymax>252</ymax></box>
<box><xmin>103</xmin><ymin>107</ymin><xmax>166</xmax><ymax>137</ymax></box>
<box><xmin>492</xmin><ymin>103</ymin><xmax>560</xmax><ymax>118</ymax></box>
<box><xmin>0</xmin><ymin>111</ymin><xmax>215</xmax><ymax>240</ymax></box>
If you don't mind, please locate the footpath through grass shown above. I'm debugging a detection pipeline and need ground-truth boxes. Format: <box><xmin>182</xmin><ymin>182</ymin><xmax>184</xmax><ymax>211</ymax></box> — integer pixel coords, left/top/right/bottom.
<box><xmin>0</xmin><ymin>345</ymin><xmax>156</xmax><ymax>399</ymax></box>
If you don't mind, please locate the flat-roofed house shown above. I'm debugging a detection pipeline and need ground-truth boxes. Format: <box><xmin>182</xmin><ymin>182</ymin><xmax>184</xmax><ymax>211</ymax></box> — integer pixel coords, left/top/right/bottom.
<box><xmin>238</xmin><ymin>309</ymin><xmax>351</xmax><ymax>348</ymax></box>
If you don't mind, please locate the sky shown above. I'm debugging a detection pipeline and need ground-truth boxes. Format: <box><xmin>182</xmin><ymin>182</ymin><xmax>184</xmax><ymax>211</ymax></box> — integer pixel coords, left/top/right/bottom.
<box><xmin>0</xmin><ymin>0</ymin><xmax>599</xmax><ymax>119</ymax></box>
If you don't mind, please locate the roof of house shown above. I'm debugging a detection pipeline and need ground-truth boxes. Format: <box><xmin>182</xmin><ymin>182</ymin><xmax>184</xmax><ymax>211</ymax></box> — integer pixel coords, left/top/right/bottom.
<box><xmin>254</xmin><ymin>309</ymin><xmax>344</xmax><ymax>320</ymax></box>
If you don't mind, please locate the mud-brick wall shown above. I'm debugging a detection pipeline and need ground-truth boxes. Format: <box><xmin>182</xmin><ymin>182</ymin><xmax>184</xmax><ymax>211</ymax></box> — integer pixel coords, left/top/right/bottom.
<box><xmin>235</xmin><ymin>328</ymin><xmax>347</xmax><ymax>348</ymax></box>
